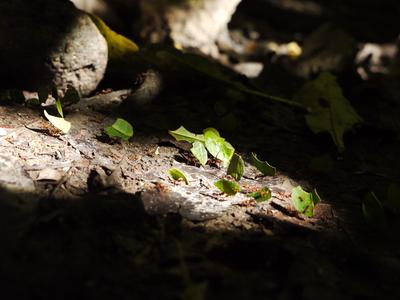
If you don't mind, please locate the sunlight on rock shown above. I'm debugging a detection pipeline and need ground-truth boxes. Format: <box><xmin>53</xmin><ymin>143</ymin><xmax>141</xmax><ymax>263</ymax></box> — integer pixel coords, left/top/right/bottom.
<box><xmin>233</xmin><ymin>62</ymin><xmax>264</xmax><ymax>78</ymax></box>
<box><xmin>356</xmin><ymin>42</ymin><xmax>398</xmax><ymax>80</ymax></box>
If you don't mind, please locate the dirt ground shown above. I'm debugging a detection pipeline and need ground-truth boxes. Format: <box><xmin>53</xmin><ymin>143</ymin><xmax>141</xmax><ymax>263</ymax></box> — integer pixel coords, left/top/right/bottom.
<box><xmin>1</xmin><ymin>73</ymin><xmax>400</xmax><ymax>299</ymax></box>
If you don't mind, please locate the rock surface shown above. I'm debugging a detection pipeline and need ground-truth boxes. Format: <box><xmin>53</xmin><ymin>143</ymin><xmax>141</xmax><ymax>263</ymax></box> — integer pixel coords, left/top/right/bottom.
<box><xmin>0</xmin><ymin>0</ymin><xmax>108</xmax><ymax>95</ymax></box>
<box><xmin>0</xmin><ymin>155</ymin><xmax>35</xmax><ymax>194</ymax></box>
<box><xmin>165</xmin><ymin>0</ymin><xmax>242</xmax><ymax>57</ymax></box>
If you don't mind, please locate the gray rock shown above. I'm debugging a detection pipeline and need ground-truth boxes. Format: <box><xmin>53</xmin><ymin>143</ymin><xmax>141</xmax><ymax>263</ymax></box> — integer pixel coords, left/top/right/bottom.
<box><xmin>166</xmin><ymin>0</ymin><xmax>242</xmax><ymax>57</ymax></box>
<box><xmin>0</xmin><ymin>0</ymin><xmax>108</xmax><ymax>95</ymax></box>
<box><xmin>0</xmin><ymin>155</ymin><xmax>35</xmax><ymax>194</ymax></box>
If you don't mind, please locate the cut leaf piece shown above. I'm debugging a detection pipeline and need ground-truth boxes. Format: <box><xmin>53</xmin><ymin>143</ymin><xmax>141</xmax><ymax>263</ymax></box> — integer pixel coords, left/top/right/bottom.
<box><xmin>43</xmin><ymin>110</ymin><xmax>71</xmax><ymax>134</ymax></box>
<box><xmin>203</xmin><ymin>127</ymin><xmax>220</xmax><ymax>137</ymax></box>
<box><xmin>249</xmin><ymin>187</ymin><xmax>272</xmax><ymax>203</ymax></box>
<box><xmin>362</xmin><ymin>192</ymin><xmax>386</xmax><ymax>227</ymax></box>
<box><xmin>294</xmin><ymin>72</ymin><xmax>363</xmax><ymax>152</ymax></box>
<box><xmin>169</xmin><ymin>126</ymin><xmax>205</xmax><ymax>143</ymax></box>
<box><xmin>55</xmin><ymin>99</ymin><xmax>64</xmax><ymax>118</ymax></box>
<box><xmin>204</xmin><ymin>128</ymin><xmax>234</xmax><ymax>167</ymax></box>
<box><xmin>291</xmin><ymin>186</ymin><xmax>320</xmax><ymax>217</ymax></box>
<box><xmin>191</xmin><ymin>141</ymin><xmax>208</xmax><ymax>166</ymax></box>
<box><xmin>105</xmin><ymin>118</ymin><xmax>134</xmax><ymax>141</ymax></box>
<box><xmin>169</xmin><ymin>168</ymin><xmax>188</xmax><ymax>185</ymax></box>
<box><xmin>214</xmin><ymin>179</ymin><xmax>241</xmax><ymax>196</ymax></box>
<box><xmin>250</xmin><ymin>153</ymin><xmax>276</xmax><ymax>176</ymax></box>
<box><xmin>227</xmin><ymin>153</ymin><xmax>244</xmax><ymax>181</ymax></box>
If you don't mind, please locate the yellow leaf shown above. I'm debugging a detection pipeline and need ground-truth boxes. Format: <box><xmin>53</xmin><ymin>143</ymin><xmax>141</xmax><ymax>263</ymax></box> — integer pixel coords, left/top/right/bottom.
<box><xmin>43</xmin><ymin>110</ymin><xmax>71</xmax><ymax>134</ymax></box>
<box><xmin>89</xmin><ymin>14</ymin><xmax>139</xmax><ymax>65</ymax></box>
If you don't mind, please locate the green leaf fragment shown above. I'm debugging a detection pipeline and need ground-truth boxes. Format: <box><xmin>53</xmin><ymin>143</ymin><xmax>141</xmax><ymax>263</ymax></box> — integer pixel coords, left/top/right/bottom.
<box><xmin>169</xmin><ymin>168</ymin><xmax>188</xmax><ymax>185</ymax></box>
<box><xmin>294</xmin><ymin>72</ymin><xmax>363</xmax><ymax>152</ymax></box>
<box><xmin>105</xmin><ymin>118</ymin><xmax>134</xmax><ymax>141</ymax></box>
<box><xmin>362</xmin><ymin>192</ymin><xmax>386</xmax><ymax>227</ymax></box>
<box><xmin>249</xmin><ymin>187</ymin><xmax>272</xmax><ymax>203</ymax></box>
<box><xmin>227</xmin><ymin>153</ymin><xmax>244</xmax><ymax>181</ymax></box>
<box><xmin>55</xmin><ymin>99</ymin><xmax>64</xmax><ymax>118</ymax></box>
<box><xmin>291</xmin><ymin>186</ymin><xmax>320</xmax><ymax>217</ymax></box>
<box><xmin>191</xmin><ymin>141</ymin><xmax>208</xmax><ymax>166</ymax></box>
<box><xmin>169</xmin><ymin>126</ymin><xmax>205</xmax><ymax>143</ymax></box>
<box><xmin>204</xmin><ymin>128</ymin><xmax>234</xmax><ymax>167</ymax></box>
<box><xmin>169</xmin><ymin>126</ymin><xmax>235</xmax><ymax>167</ymax></box>
<box><xmin>203</xmin><ymin>127</ymin><xmax>220</xmax><ymax>137</ymax></box>
<box><xmin>214</xmin><ymin>179</ymin><xmax>241</xmax><ymax>196</ymax></box>
<box><xmin>250</xmin><ymin>153</ymin><xmax>276</xmax><ymax>176</ymax></box>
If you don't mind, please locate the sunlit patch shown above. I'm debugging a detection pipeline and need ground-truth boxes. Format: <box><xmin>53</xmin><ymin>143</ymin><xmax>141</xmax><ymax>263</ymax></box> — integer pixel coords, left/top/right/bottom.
<box><xmin>355</xmin><ymin>43</ymin><xmax>398</xmax><ymax>80</ymax></box>
<box><xmin>266</xmin><ymin>41</ymin><xmax>302</xmax><ymax>58</ymax></box>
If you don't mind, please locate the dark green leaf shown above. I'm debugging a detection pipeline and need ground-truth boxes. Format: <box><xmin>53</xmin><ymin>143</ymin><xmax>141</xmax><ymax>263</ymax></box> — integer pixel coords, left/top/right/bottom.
<box><xmin>191</xmin><ymin>141</ymin><xmax>208</xmax><ymax>166</ymax></box>
<box><xmin>105</xmin><ymin>118</ymin><xmax>134</xmax><ymax>141</ymax></box>
<box><xmin>249</xmin><ymin>187</ymin><xmax>272</xmax><ymax>203</ymax></box>
<box><xmin>214</xmin><ymin>179</ymin><xmax>241</xmax><ymax>196</ymax></box>
<box><xmin>250</xmin><ymin>153</ymin><xmax>276</xmax><ymax>176</ymax></box>
<box><xmin>291</xmin><ymin>186</ymin><xmax>320</xmax><ymax>217</ymax></box>
<box><xmin>169</xmin><ymin>168</ymin><xmax>188</xmax><ymax>184</ymax></box>
<box><xmin>169</xmin><ymin>126</ymin><xmax>205</xmax><ymax>143</ymax></box>
<box><xmin>227</xmin><ymin>153</ymin><xmax>244</xmax><ymax>181</ymax></box>
<box><xmin>294</xmin><ymin>72</ymin><xmax>363</xmax><ymax>152</ymax></box>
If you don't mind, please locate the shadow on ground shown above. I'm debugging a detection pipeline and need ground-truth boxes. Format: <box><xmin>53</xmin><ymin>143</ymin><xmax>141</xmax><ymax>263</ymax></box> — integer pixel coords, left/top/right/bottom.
<box><xmin>1</xmin><ymin>186</ymin><xmax>400</xmax><ymax>300</ymax></box>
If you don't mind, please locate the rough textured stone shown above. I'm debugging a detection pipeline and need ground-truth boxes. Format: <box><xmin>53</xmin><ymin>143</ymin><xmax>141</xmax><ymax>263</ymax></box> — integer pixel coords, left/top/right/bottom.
<box><xmin>0</xmin><ymin>155</ymin><xmax>35</xmax><ymax>194</ymax></box>
<box><xmin>71</xmin><ymin>0</ymin><xmax>242</xmax><ymax>57</ymax></box>
<box><xmin>165</xmin><ymin>0</ymin><xmax>242</xmax><ymax>57</ymax></box>
<box><xmin>0</xmin><ymin>0</ymin><xmax>108</xmax><ymax>95</ymax></box>
<box><xmin>70</xmin><ymin>0</ymin><xmax>109</xmax><ymax>16</ymax></box>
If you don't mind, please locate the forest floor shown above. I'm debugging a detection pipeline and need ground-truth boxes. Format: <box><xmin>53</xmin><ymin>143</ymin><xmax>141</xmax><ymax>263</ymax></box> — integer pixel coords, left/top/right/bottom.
<box><xmin>1</xmin><ymin>72</ymin><xmax>400</xmax><ymax>299</ymax></box>
<box><xmin>2</xmin><ymin>2</ymin><xmax>400</xmax><ymax>299</ymax></box>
